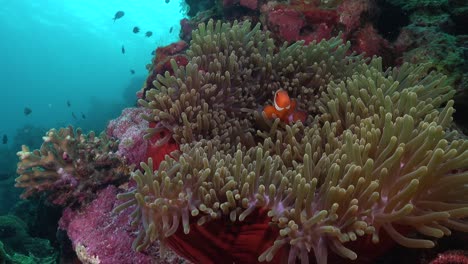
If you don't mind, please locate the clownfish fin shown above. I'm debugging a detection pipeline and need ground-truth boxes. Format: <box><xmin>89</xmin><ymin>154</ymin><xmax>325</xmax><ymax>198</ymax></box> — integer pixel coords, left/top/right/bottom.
<box><xmin>288</xmin><ymin>111</ymin><xmax>307</xmax><ymax>124</ymax></box>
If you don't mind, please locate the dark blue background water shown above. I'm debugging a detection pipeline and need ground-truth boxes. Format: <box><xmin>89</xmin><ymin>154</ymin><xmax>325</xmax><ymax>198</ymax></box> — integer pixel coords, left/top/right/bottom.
<box><xmin>0</xmin><ymin>0</ymin><xmax>186</xmax><ymax>213</ymax></box>
<box><xmin>0</xmin><ymin>0</ymin><xmax>185</xmax><ymax>144</ymax></box>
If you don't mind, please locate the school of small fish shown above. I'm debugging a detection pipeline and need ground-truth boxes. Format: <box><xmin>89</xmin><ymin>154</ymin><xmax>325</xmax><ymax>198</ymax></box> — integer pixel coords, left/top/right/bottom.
<box><xmin>112</xmin><ymin>9</ymin><xmax>178</xmax><ymax>75</ymax></box>
<box><xmin>17</xmin><ymin>9</ymin><xmax>180</xmax><ymax>123</ymax></box>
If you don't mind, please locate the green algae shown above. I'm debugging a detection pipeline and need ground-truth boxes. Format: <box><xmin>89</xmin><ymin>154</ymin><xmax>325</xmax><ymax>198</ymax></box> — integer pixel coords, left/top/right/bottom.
<box><xmin>0</xmin><ymin>215</ymin><xmax>57</xmax><ymax>264</ymax></box>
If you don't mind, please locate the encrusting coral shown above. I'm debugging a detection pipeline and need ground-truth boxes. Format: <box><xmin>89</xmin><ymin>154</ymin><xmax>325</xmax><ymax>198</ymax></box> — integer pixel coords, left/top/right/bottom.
<box><xmin>115</xmin><ymin>19</ymin><xmax>468</xmax><ymax>264</ymax></box>
<box><xmin>58</xmin><ymin>185</ymin><xmax>188</xmax><ymax>264</ymax></box>
<box><xmin>15</xmin><ymin>126</ymin><xmax>130</xmax><ymax>206</ymax></box>
<box><xmin>106</xmin><ymin>107</ymin><xmax>152</xmax><ymax>166</ymax></box>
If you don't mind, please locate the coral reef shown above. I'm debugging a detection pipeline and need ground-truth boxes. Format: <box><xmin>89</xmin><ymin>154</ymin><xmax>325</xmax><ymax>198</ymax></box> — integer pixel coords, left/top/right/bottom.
<box><xmin>180</xmin><ymin>0</ymin><xmax>398</xmax><ymax>63</ymax></box>
<box><xmin>156</xmin><ymin>0</ymin><xmax>401</xmax><ymax>101</ymax></box>
<box><xmin>142</xmin><ymin>41</ymin><xmax>189</xmax><ymax>99</ymax></box>
<box><xmin>392</xmin><ymin>1</ymin><xmax>466</xmax><ymax>84</ymax></box>
<box><xmin>145</xmin><ymin>122</ymin><xmax>180</xmax><ymax>171</ymax></box>
<box><xmin>58</xmin><ymin>185</ymin><xmax>188</xmax><ymax>264</ymax></box>
<box><xmin>139</xmin><ymin>20</ymin><xmax>359</xmax><ymax>145</ymax></box>
<box><xmin>9</xmin><ymin>0</ymin><xmax>466</xmax><ymax>262</ymax></box>
<box><xmin>15</xmin><ymin>126</ymin><xmax>130</xmax><ymax>206</ymax></box>
<box><xmin>0</xmin><ymin>215</ymin><xmax>57</xmax><ymax>263</ymax></box>
<box><xmin>384</xmin><ymin>0</ymin><xmax>468</xmax><ymax>134</ymax></box>
<box><xmin>429</xmin><ymin>250</ymin><xmax>468</xmax><ymax>264</ymax></box>
<box><xmin>179</xmin><ymin>0</ymin><xmax>466</xmax><ymax>104</ymax></box>
<box><xmin>264</xmin><ymin>2</ymin><xmax>339</xmax><ymax>43</ymax></box>
<box><xmin>116</xmin><ymin>20</ymin><xmax>468</xmax><ymax>264</ymax></box>
<box><xmin>106</xmin><ymin>107</ymin><xmax>152</xmax><ymax>166</ymax></box>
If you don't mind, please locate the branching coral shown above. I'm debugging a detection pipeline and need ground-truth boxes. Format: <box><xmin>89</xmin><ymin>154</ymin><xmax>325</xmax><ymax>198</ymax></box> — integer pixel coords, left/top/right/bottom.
<box><xmin>16</xmin><ymin>126</ymin><xmax>130</xmax><ymax>206</ymax></box>
<box><xmin>117</xmin><ymin>19</ymin><xmax>468</xmax><ymax>264</ymax></box>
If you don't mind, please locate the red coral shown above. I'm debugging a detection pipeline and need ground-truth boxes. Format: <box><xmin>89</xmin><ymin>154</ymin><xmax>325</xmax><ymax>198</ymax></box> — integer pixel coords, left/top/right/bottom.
<box><xmin>301</xmin><ymin>22</ymin><xmax>334</xmax><ymax>43</ymax></box>
<box><xmin>164</xmin><ymin>207</ymin><xmax>287</xmax><ymax>264</ymax></box>
<box><xmin>301</xmin><ymin>8</ymin><xmax>337</xmax><ymax>42</ymax></box>
<box><xmin>156</xmin><ymin>41</ymin><xmax>189</xmax><ymax>59</ymax></box>
<box><xmin>303</xmin><ymin>8</ymin><xmax>338</xmax><ymax>26</ymax></box>
<box><xmin>155</xmin><ymin>54</ymin><xmax>189</xmax><ymax>76</ymax></box>
<box><xmin>267</xmin><ymin>8</ymin><xmax>305</xmax><ymax>42</ymax></box>
<box><xmin>144</xmin><ymin>41</ymin><xmax>189</xmax><ymax>93</ymax></box>
<box><xmin>161</xmin><ymin>205</ymin><xmax>401</xmax><ymax>264</ymax></box>
<box><xmin>180</xmin><ymin>18</ymin><xmax>194</xmax><ymax>42</ymax></box>
<box><xmin>429</xmin><ymin>250</ymin><xmax>468</xmax><ymax>264</ymax></box>
<box><xmin>146</xmin><ymin>122</ymin><xmax>179</xmax><ymax>171</ymax></box>
<box><xmin>354</xmin><ymin>24</ymin><xmax>386</xmax><ymax>57</ymax></box>
<box><xmin>337</xmin><ymin>0</ymin><xmax>370</xmax><ymax>35</ymax></box>
<box><xmin>353</xmin><ymin>23</ymin><xmax>394</xmax><ymax>65</ymax></box>
<box><xmin>240</xmin><ymin>0</ymin><xmax>258</xmax><ymax>10</ymax></box>
<box><xmin>262</xmin><ymin>0</ymin><xmax>399</xmax><ymax>59</ymax></box>
<box><xmin>267</xmin><ymin>4</ymin><xmax>338</xmax><ymax>44</ymax></box>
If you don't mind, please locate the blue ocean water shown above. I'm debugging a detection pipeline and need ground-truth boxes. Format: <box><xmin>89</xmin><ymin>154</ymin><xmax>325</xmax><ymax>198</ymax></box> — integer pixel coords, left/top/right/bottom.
<box><xmin>0</xmin><ymin>0</ymin><xmax>186</xmax><ymax>146</ymax></box>
<box><xmin>0</xmin><ymin>0</ymin><xmax>186</xmax><ymax>215</ymax></box>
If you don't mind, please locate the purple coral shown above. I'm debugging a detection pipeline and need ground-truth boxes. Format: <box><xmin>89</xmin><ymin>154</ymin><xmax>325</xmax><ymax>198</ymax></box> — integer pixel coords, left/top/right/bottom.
<box><xmin>59</xmin><ymin>185</ymin><xmax>188</xmax><ymax>264</ymax></box>
<box><xmin>106</xmin><ymin>107</ymin><xmax>151</xmax><ymax>166</ymax></box>
<box><xmin>429</xmin><ymin>250</ymin><xmax>468</xmax><ymax>264</ymax></box>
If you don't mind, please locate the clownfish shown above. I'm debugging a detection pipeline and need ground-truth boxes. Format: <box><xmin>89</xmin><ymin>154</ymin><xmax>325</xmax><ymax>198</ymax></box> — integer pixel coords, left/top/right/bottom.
<box><xmin>263</xmin><ymin>90</ymin><xmax>307</xmax><ymax>124</ymax></box>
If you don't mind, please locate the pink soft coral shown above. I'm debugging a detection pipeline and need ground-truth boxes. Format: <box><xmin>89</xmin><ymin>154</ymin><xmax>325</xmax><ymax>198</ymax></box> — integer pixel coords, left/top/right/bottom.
<box><xmin>107</xmin><ymin>107</ymin><xmax>151</xmax><ymax>166</ymax></box>
<box><xmin>59</xmin><ymin>185</ymin><xmax>188</xmax><ymax>264</ymax></box>
<box><xmin>430</xmin><ymin>250</ymin><xmax>468</xmax><ymax>264</ymax></box>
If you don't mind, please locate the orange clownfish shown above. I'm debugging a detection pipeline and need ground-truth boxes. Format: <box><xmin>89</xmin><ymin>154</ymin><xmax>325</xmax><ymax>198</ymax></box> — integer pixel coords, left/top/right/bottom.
<box><xmin>263</xmin><ymin>90</ymin><xmax>307</xmax><ymax>124</ymax></box>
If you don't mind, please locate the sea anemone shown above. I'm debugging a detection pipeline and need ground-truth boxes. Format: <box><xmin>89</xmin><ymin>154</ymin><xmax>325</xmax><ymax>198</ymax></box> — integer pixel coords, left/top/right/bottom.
<box><xmin>115</xmin><ymin>20</ymin><xmax>468</xmax><ymax>264</ymax></box>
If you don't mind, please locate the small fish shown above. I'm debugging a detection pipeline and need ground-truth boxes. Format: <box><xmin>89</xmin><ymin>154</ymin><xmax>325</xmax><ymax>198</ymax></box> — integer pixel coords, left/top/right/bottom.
<box><xmin>121</xmin><ymin>45</ymin><xmax>125</xmax><ymax>54</ymax></box>
<box><xmin>2</xmin><ymin>134</ymin><xmax>7</xmax><ymax>144</ymax></box>
<box><xmin>67</xmin><ymin>100</ymin><xmax>71</xmax><ymax>107</ymax></box>
<box><xmin>263</xmin><ymin>90</ymin><xmax>306</xmax><ymax>124</ymax></box>
<box><xmin>165</xmin><ymin>0</ymin><xmax>170</xmax><ymax>3</ymax></box>
<box><xmin>72</xmin><ymin>112</ymin><xmax>77</xmax><ymax>120</ymax></box>
<box><xmin>113</xmin><ymin>11</ymin><xmax>125</xmax><ymax>23</ymax></box>
<box><xmin>24</xmin><ymin>107</ymin><xmax>32</xmax><ymax>116</ymax></box>
<box><xmin>133</xmin><ymin>26</ymin><xmax>140</xmax><ymax>33</ymax></box>
<box><xmin>130</xmin><ymin>69</ymin><xmax>135</xmax><ymax>74</ymax></box>
<box><xmin>151</xmin><ymin>50</ymin><xmax>156</xmax><ymax>56</ymax></box>
<box><xmin>81</xmin><ymin>112</ymin><xmax>86</xmax><ymax>119</ymax></box>
<box><xmin>145</xmin><ymin>31</ymin><xmax>153</xmax><ymax>38</ymax></box>
<box><xmin>169</xmin><ymin>26</ymin><xmax>173</xmax><ymax>33</ymax></box>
